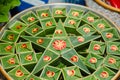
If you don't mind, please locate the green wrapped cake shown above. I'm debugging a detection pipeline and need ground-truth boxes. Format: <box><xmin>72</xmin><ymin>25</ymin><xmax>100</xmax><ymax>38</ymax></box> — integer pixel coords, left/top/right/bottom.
<box><xmin>0</xmin><ymin>4</ymin><xmax>120</xmax><ymax>80</ymax></box>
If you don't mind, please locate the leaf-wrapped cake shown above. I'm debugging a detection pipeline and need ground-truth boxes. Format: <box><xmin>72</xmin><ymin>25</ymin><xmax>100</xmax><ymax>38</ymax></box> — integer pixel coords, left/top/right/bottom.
<box><xmin>0</xmin><ymin>4</ymin><xmax>120</xmax><ymax>80</ymax></box>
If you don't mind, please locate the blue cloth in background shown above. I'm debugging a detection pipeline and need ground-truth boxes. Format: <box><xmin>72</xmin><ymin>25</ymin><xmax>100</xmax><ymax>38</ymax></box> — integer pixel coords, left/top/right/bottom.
<box><xmin>17</xmin><ymin>0</ymin><xmax>49</xmax><ymax>11</ymax></box>
<box><xmin>65</xmin><ymin>0</ymin><xmax>86</xmax><ymax>5</ymax></box>
<box><xmin>10</xmin><ymin>0</ymin><xmax>46</xmax><ymax>16</ymax></box>
<box><xmin>10</xmin><ymin>0</ymin><xmax>86</xmax><ymax>16</ymax></box>
<box><xmin>17</xmin><ymin>0</ymin><xmax>33</xmax><ymax>11</ymax></box>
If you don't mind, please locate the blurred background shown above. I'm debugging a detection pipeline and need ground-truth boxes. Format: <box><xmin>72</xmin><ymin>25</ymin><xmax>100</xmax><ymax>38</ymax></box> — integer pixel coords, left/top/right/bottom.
<box><xmin>10</xmin><ymin>0</ymin><xmax>86</xmax><ymax>16</ymax></box>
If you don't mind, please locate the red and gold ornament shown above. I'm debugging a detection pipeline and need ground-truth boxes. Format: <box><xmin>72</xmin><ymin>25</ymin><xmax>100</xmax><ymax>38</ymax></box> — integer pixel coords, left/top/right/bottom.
<box><xmin>108</xmin><ymin>58</ymin><xmax>116</xmax><ymax>64</ymax></box>
<box><xmin>32</xmin><ymin>28</ymin><xmax>39</xmax><ymax>33</ymax></box>
<box><xmin>46</xmin><ymin>21</ymin><xmax>52</xmax><ymax>27</ymax></box>
<box><xmin>41</xmin><ymin>13</ymin><xmax>48</xmax><ymax>17</ymax></box>
<box><xmin>55</xmin><ymin>10</ymin><xmax>63</xmax><ymax>15</ymax></box>
<box><xmin>55</xmin><ymin>30</ymin><xmax>62</xmax><ymax>34</ymax></box>
<box><xmin>70</xmin><ymin>55</ymin><xmax>78</xmax><ymax>62</ymax></box>
<box><xmin>15</xmin><ymin>70</ymin><xmax>24</xmax><ymax>77</ymax></box>
<box><xmin>83</xmin><ymin>27</ymin><xmax>90</xmax><ymax>33</ymax></box>
<box><xmin>97</xmin><ymin>23</ymin><xmax>105</xmax><ymax>29</ymax></box>
<box><xmin>72</xmin><ymin>11</ymin><xmax>79</xmax><ymax>17</ymax></box>
<box><xmin>26</xmin><ymin>55</ymin><xmax>33</xmax><ymax>61</ymax></box>
<box><xmin>67</xmin><ymin>69</ymin><xmax>75</xmax><ymax>76</ymax></box>
<box><xmin>8</xmin><ymin>58</ymin><xmax>15</xmax><ymax>64</ymax></box>
<box><xmin>43</xmin><ymin>55</ymin><xmax>51</xmax><ymax>62</ymax></box>
<box><xmin>110</xmin><ymin>45</ymin><xmax>118</xmax><ymax>51</ymax></box>
<box><xmin>100</xmin><ymin>71</ymin><xmax>109</xmax><ymax>78</ymax></box>
<box><xmin>27</xmin><ymin>17</ymin><xmax>35</xmax><ymax>22</ymax></box>
<box><xmin>16</xmin><ymin>25</ymin><xmax>22</xmax><ymax>29</ymax></box>
<box><xmin>5</xmin><ymin>45</ymin><xmax>12</xmax><ymax>51</ymax></box>
<box><xmin>77</xmin><ymin>36</ymin><xmax>85</xmax><ymax>42</ymax></box>
<box><xmin>52</xmin><ymin>40</ymin><xmax>66</xmax><ymax>50</ymax></box>
<box><xmin>37</xmin><ymin>39</ymin><xmax>44</xmax><ymax>44</ymax></box>
<box><xmin>106</xmin><ymin>33</ymin><xmax>113</xmax><ymax>39</ymax></box>
<box><xmin>46</xmin><ymin>70</ymin><xmax>55</xmax><ymax>77</ymax></box>
<box><xmin>87</xmin><ymin>16</ymin><xmax>94</xmax><ymax>22</ymax></box>
<box><xmin>93</xmin><ymin>44</ymin><xmax>101</xmax><ymax>50</ymax></box>
<box><xmin>21</xmin><ymin>44</ymin><xmax>27</xmax><ymax>48</ymax></box>
<box><xmin>8</xmin><ymin>34</ymin><xmax>14</xmax><ymax>40</ymax></box>
<box><xmin>68</xmin><ymin>20</ymin><xmax>76</xmax><ymax>25</ymax></box>
<box><xmin>89</xmin><ymin>57</ymin><xmax>97</xmax><ymax>64</ymax></box>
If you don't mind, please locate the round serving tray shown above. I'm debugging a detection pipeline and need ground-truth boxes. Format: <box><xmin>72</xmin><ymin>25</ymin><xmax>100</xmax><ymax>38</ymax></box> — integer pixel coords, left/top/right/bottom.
<box><xmin>0</xmin><ymin>3</ymin><xmax>120</xmax><ymax>80</ymax></box>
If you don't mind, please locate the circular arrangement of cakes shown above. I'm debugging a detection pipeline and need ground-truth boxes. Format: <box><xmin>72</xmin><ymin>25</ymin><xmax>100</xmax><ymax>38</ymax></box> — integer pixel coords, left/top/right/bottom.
<box><xmin>0</xmin><ymin>4</ymin><xmax>120</xmax><ymax>80</ymax></box>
